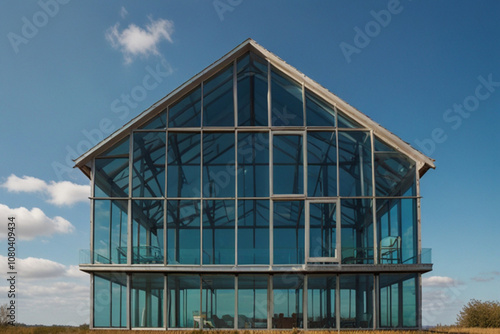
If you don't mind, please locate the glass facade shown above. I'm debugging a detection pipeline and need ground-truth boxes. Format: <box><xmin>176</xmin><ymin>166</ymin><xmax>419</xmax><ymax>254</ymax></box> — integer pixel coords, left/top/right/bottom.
<box><xmin>85</xmin><ymin>49</ymin><xmax>430</xmax><ymax>329</ymax></box>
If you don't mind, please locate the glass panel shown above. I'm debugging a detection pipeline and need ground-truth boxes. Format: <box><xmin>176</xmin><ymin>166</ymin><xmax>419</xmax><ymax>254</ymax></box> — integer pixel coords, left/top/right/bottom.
<box><xmin>93</xmin><ymin>200</ymin><xmax>127</xmax><ymax>264</ymax></box>
<box><xmin>273</xmin><ymin>135</ymin><xmax>303</xmax><ymax>195</ymax></box>
<box><xmin>169</xmin><ymin>86</ymin><xmax>201</xmax><ymax>128</ymax></box>
<box><xmin>341</xmin><ymin>199</ymin><xmax>374</xmax><ymax>264</ymax></box>
<box><xmin>237</xmin><ymin>132</ymin><xmax>269</xmax><ymax>197</ymax></box>
<box><xmin>202</xmin><ymin>275</ymin><xmax>235</xmax><ymax>328</ymax></box>
<box><xmin>168</xmin><ymin>274</ymin><xmax>200</xmax><ymax>328</ymax></box>
<box><xmin>203</xmin><ymin>66</ymin><xmax>234</xmax><ymax>127</ymax></box>
<box><xmin>166</xmin><ymin>200</ymin><xmax>200</xmax><ymax>264</ymax></box>
<box><xmin>307</xmin><ymin>131</ymin><xmax>337</xmax><ymax>197</ymax></box>
<box><xmin>203</xmin><ymin>200</ymin><xmax>235</xmax><ymax>265</ymax></box>
<box><xmin>132</xmin><ymin>132</ymin><xmax>166</xmax><ymax>197</ymax></box>
<box><xmin>338</xmin><ymin>131</ymin><xmax>372</xmax><ymax>196</ymax></box>
<box><xmin>100</xmin><ymin>137</ymin><xmax>129</xmax><ymax>157</ymax></box>
<box><xmin>202</xmin><ymin>133</ymin><xmax>235</xmax><ymax>197</ymax></box>
<box><xmin>307</xmin><ymin>275</ymin><xmax>336</xmax><ymax>329</ymax></box>
<box><xmin>379</xmin><ymin>274</ymin><xmax>417</xmax><ymax>328</ymax></box>
<box><xmin>339</xmin><ymin>275</ymin><xmax>374</xmax><ymax>328</ymax></box>
<box><xmin>375</xmin><ymin>152</ymin><xmax>416</xmax><ymax>197</ymax></box>
<box><xmin>273</xmin><ymin>274</ymin><xmax>303</xmax><ymax>328</ymax></box>
<box><xmin>141</xmin><ymin>110</ymin><xmax>167</xmax><ymax>129</ymax></box>
<box><xmin>132</xmin><ymin>200</ymin><xmax>164</xmax><ymax>264</ymax></box>
<box><xmin>167</xmin><ymin>132</ymin><xmax>201</xmax><ymax>197</ymax></box>
<box><xmin>238</xmin><ymin>275</ymin><xmax>268</xmax><ymax>329</ymax></box>
<box><xmin>374</xmin><ymin>137</ymin><xmax>394</xmax><ymax>152</ymax></box>
<box><xmin>237</xmin><ymin>53</ymin><xmax>268</xmax><ymax>126</ymax></box>
<box><xmin>377</xmin><ymin>198</ymin><xmax>417</xmax><ymax>264</ymax></box>
<box><xmin>337</xmin><ymin>110</ymin><xmax>362</xmax><ymax>128</ymax></box>
<box><xmin>131</xmin><ymin>274</ymin><xmax>164</xmax><ymax>328</ymax></box>
<box><xmin>94</xmin><ymin>158</ymin><xmax>129</xmax><ymax>197</ymax></box>
<box><xmin>271</xmin><ymin>69</ymin><xmax>303</xmax><ymax>126</ymax></box>
<box><xmin>93</xmin><ymin>273</ymin><xmax>127</xmax><ymax>328</ymax></box>
<box><xmin>238</xmin><ymin>200</ymin><xmax>269</xmax><ymax>265</ymax></box>
<box><xmin>273</xmin><ymin>201</ymin><xmax>304</xmax><ymax>264</ymax></box>
<box><xmin>306</xmin><ymin>90</ymin><xmax>335</xmax><ymax>126</ymax></box>
<box><xmin>309</xmin><ymin>202</ymin><xmax>337</xmax><ymax>259</ymax></box>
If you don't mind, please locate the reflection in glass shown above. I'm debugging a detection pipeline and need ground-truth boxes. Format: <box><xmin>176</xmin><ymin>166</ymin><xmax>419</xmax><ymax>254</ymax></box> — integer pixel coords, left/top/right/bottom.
<box><xmin>341</xmin><ymin>199</ymin><xmax>373</xmax><ymax>264</ymax></box>
<box><xmin>132</xmin><ymin>132</ymin><xmax>166</xmax><ymax>197</ymax></box>
<box><xmin>168</xmin><ymin>274</ymin><xmax>200</xmax><ymax>328</ymax></box>
<box><xmin>203</xmin><ymin>133</ymin><xmax>235</xmax><ymax>197</ymax></box>
<box><xmin>307</xmin><ymin>131</ymin><xmax>337</xmax><ymax>197</ymax></box>
<box><xmin>93</xmin><ymin>200</ymin><xmax>127</xmax><ymax>264</ymax></box>
<box><xmin>169</xmin><ymin>86</ymin><xmax>201</xmax><ymax>128</ymax></box>
<box><xmin>141</xmin><ymin>110</ymin><xmax>167</xmax><ymax>129</ymax></box>
<box><xmin>274</xmin><ymin>201</ymin><xmax>304</xmax><ymax>264</ymax></box>
<box><xmin>271</xmin><ymin>69</ymin><xmax>303</xmax><ymax>126</ymax></box>
<box><xmin>237</xmin><ymin>132</ymin><xmax>269</xmax><ymax>197</ymax></box>
<box><xmin>337</xmin><ymin>110</ymin><xmax>362</xmax><ymax>128</ymax></box>
<box><xmin>340</xmin><ymin>275</ymin><xmax>373</xmax><ymax>328</ymax></box>
<box><xmin>202</xmin><ymin>275</ymin><xmax>235</xmax><ymax>328</ymax></box>
<box><xmin>132</xmin><ymin>200</ymin><xmax>164</xmax><ymax>264</ymax></box>
<box><xmin>203</xmin><ymin>200</ymin><xmax>235</xmax><ymax>264</ymax></box>
<box><xmin>131</xmin><ymin>274</ymin><xmax>164</xmax><ymax>328</ymax></box>
<box><xmin>379</xmin><ymin>274</ymin><xmax>417</xmax><ymax>328</ymax></box>
<box><xmin>237</xmin><ymin>53</ymin><xmax>268</xmax><ymax>126</ymax></box>
<box><xmin>167</xmin><ymin>133</ymin><xmax>201</xmax><ymax>197</ymax></box>
<box><xmin>273</xmin><ymin>274</ymin><xmax>303</xmax><ymax>328</ymax></box>
<box><xmin>338</xmin><ymin>131</ymin><xmax>372</xmax><ymax>196</ymax></box>
<box><xmin>167</xmin><ymin>200</ymin><xmax>200</xmax><ymax>264</ymax></box>
<box><xmin>306</xmin><ymin>90</ymin><xmax>335</xmax><ymax>126</ymax></box>
<box><xmin>203</xmin><ymin>66</ymin><xmax>234</xmax><ymax>126</ymax></box>
<box><xmin>238</xmin><ymin>200</ymin><xmax>269</xmax><ymax>264</ymax></box>
<box><xmin>100</xmin><ymin>137</ymin><xmax>129</xmax><ymax>156</ymax></box>
<box><xmin>375</xmin><ymin>152</ymin><xmax>416</xmax><ymax>197</ymax></box>
<box><xmin>93</xmin><ymin>273</ymin><xmax>127</xmax><ymax>328</ymax></box>
<box><xmin>273</xmin><ymin>135</ymin><xmax>303</xmax><ymax>195</ymax></box>
<box><xmin>238</xmin><ymin>275</ymin><xmax>268</xmax><ymax>328</ymax></box>
<box><xmin>95</xmin><ymin>158</ymin><xmax>129</xmax><ymax>197</ymax></box>
<box><xmin>309</xmin><ymin>202</ymin><xmax>337</xmax><ymax>258</ymax></box>
<box><xmin>307</xmin><ymin>275</ymin><xmax>336</xmax><ymax>329</ymax></box>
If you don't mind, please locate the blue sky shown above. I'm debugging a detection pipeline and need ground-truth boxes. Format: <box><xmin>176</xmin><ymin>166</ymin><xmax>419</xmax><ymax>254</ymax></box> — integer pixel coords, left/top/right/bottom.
<box><xmin>0</xmin><ymin>0</ymin><xmax>499</xmax><ymax>326</ymax></box>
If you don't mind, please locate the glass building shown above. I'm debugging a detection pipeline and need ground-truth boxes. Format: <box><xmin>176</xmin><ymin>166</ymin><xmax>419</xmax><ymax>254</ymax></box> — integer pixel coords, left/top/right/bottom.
<box><xmin>76</xmin><ymin>39</ymin><xmax>434</xmax><ymax>330</ymax></box>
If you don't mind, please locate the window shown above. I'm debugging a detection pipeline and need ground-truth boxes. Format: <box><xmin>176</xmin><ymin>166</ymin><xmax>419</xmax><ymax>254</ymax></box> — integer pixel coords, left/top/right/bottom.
<box><xmin>131</xmin><ymin>274</ymin><xmax>164</xmax><ymax>328</ymax></box>
<box><xmin>273</xmin><ymin>134</ymin><xmax>303</xmax><ymax>195</ymax></box>
<box><xmin>273</xmin><ymin>201</ymin><xmax>304</xmax><ymax>264</ymax></box>
<box><xmin>204</xmin><ymin>66</ymin><xmax>234</xmax><ymax>127</ymax></box>
<box><xmin>202</xmin><ymin>200</ymin><xmax>235</xmax><ymax>265</ymax></box>
<box><xmin>237</xmin><ymin>53</ymin><xmax>268</xmax><ymax>126</ymax></box>
<box><xmin>167</xmin><ymin>132</ymin><xmax>201</xmax><ymax>197</ymax></box>
<box><xmin>271</xmin><ymin>69</ymin><xmax>303</xmax><ymax>126</ymax></box>
<box><xmin>238</xmin><ymin>200</ymin><xmax>269</xmax><ymax>264</ymax></box>
<box><xmin>132</xmin><ymin>132</ymin><xmax>166</xmax><ymax>197</ymax></box>
<box><xmin>167</xmin><ymin>200</ymin><xmax>200</xmax><ymax>264</ymax></box>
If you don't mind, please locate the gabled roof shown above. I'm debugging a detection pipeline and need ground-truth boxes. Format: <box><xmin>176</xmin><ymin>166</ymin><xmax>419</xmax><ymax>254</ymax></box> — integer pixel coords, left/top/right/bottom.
<box><xmin>74</xmin><ymin>38</ymin><xmax>435</xmax><ymax>178</ymax></box>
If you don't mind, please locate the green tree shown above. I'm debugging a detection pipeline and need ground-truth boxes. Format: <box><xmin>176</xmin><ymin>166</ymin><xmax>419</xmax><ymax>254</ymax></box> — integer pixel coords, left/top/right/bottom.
<box><xmin>457</xmin><ymin>299</ymin><xmax>500</xmax><ymax>327</ymax></box>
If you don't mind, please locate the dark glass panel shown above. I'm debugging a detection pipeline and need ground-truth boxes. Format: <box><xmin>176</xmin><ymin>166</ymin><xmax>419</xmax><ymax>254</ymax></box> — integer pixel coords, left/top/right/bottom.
<box><xmin>338</xmin><ymin>131</ymin><xmax>372</xmax><ymax>196</ymax></box>
<box><xmin>273</xmin><ymin>201</ymin><xmax>304</xmax><ymax>264</ymax></box>
<box><xmin>168</xmin><ymin>86</ymin><xmax>201</xmax><ymax>128</ymax></box>
<box><xmin>201</xmin><ymin>275</ymin><xmax>235</xmax><ymax>328</ymax></box>
<box><xmin>307</xmin><ymin>131</ymin><xmax>337</xmax><ymax>197</ymax></box>
<box><xmin>238</xmin><ymin>275</ymin><xmax>268</xmax><ymax>328</ymax></box>
<box><xmin>132</xmin><ymin>200</ymin><xmax>164</xmax><ymax>264</ymax></box>
<box><xmin>93</xmin><ymin>273</ymin><xmax>127</xmax><ymax>328</ymax></box>
<box><xmin>309</xmin><ymin>202</ymin><xmax>337</xmax><ymax>258</ymax></box>
<box><xmin>132</xmin><ymin>132</ymin><xmax>166</xmax><ymax>197</ymax></box>
<box><xmin>203</xmin><ymin>200</ymin><xmax>235</xmax><ymax>265</ymax></box>
<box><xmin>167</xmin><ymin>132</ymin><xmax>201</xmax><ymax>197</ymax></box>
<box><xmin>238</xmin><ymin>200</ymin><xmax>269</xmax><ymax>264</ymax></box>
<box><xmin>375</xmin><ymin>152</ymin><xmax>416</xmax><ymax>197</ymax></box>
<box><xmin>131</xmin><ymin>274</ymin><xmax>164</xmax><ymax>328</ymax></box>
<box><xmin>95</xmin><ymin>158</ymin><xmax>129</xmax><ymax>197</ymax></box>
<box><xmin>339</xmin><ymin>275</ymin><xmax>374</xmax><ymax>328</ymax></box>
<box><xmin>237</xmin><ymin>132</ymin><xmax>269</xmax><ymax>197</ymax></box>
<box><xmin>167</xmin><ymin>274</ymin><xmax>200</xmax><ymax>328</ymax></box>
<box><xmin>374</xmin><ymin>137</ymin><xmax>395</xmax><ymax>152</ymax></box>
<box><xmin>141</xmin><ymin>110</ymin><xmax>167</xmax><ymax>129</ymax></box>
<box><xmin>271</xmin><ymin>69</ymin><xmax>303</xmax><ymax>126</ymax></box>
<box><xmin>203</xmin><ymin>66</ymin><xmax>234</xmax><ymax>127</ymax></box>
<box><xmin>202</xmin><ymin>133</ymin><xmax>235</xmax><ymax>197</ymax></box>
<box><xmin>337</xmin><ymin>110</ymin><xmax>362</xmax><ymax>128</ymax></box>
<box><xmin>307</xmin><ymin>275</ymin><xmax>336</xmax><ymax>329</ymax></box>
<box><xmin>93</xmin><ymin>200</ymin><xmax>128</xmax><ymax>264</ymax></box>
<box><xmin>237</xmin><ymin>53</ymin><xmax>268</xmax><ymax>126</ymax></box>
<box><xmin>379</xmin><ymin>274</ymin><xmax>417</xmax><ymax>328</ymax></box>
<box><xmin>273</xmin><ymin>274</ymin><xmax>303</xmax><ymax>328</ymax></box>
<box><xmin>100</xmin><ymin>137</ymin><xmax>129</xmax><ymax>157</ymax></box>
<box><xmin>341</xmin><ymin>199</ymin><xmax>374</xmax><ymax>264</ymax></box>
<box><xmin>273</xmin><ymin>135</ymin><xmax>303</xmax><ymax>195</ymax></box>
<box><xmin>306</xmin><ymin>90</ymin><xmax>335</xmax><ymax>126</ymax></box>
<box><xmin>166</xmin><ymin>200</ymin><xmax>200</xmax><ymax>264</ymax></box>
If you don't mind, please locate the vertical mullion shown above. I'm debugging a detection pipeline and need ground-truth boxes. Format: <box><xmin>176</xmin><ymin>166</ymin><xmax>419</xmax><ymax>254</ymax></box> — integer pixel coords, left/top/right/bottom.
<box><xmin>267</xmin><ymin>61</ymin><xmax>272</xmax><ymax>127</ymax></box>
<box><xmin>371</xmin><ymin>131</ymin><xmax>378</xmax><ymax>265</ymax></box>
<box><xmin>90</xmin><ymin>274</ymin><xmax>94</xmax><ymax>329</ymax></box>
<box><xmin>127</xmin><ymin>131</ymin><xmax>133</xmax><ymax>265</ymax></box>
<box><xmin>234</xmin><ymin>275</ymin><xmax>238</xmax><ymax>330</ymax></box>
<box><xmin>335</xmin><ymin>274</ymin><xmax>340</xmax><ymax>330</ymax></box>
<box><xmin>90</xmin><ymin>159</ymin><xmax>95</xmax><ymax>264</ymax></box>
<box><xmin>200</xmin><ymin>83</ymin><xmax>204</xmax><ymax>266</ymax></box>
<box><xmin>164</xmin><ymin>274</ymin><xmax>168</xmax><ymax>329</ymax></box>
<box><xmin>235</xmin><ymin>130</ymin><xmax>238</xmax><ymax>266</ymax></box>
<box><xmin>164</xmin><ymin>130</ymin><xmax>168</xmax><ymax>265</ymax></box>
<box><xmin>127</xmin><ymin>273</ymin><xmax>131</xmax><ymax>329</ymax></box>
<box><xmin>304</xmin><ymin>201</ymin><xmax>310</xmax><ymax>262</ymax></box>
<box><xmin>267</xmin><ymin>275</ymin><xmax>273</xmax><ymax>329</ymax></box>
<box><xmin>303</xmin><ymin>274</ymin><xmax>308</xmax><ymax>329</ymax></box>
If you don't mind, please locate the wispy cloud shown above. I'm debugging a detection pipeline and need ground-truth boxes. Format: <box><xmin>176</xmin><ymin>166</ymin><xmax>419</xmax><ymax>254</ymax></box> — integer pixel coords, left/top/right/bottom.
<box><xmin>0</xmin><ymin>255</ymin><xmax>87</xmax><ymax>280</ymax></box>
<box><xmin>422</xmin><ymin>275</ymin><xmax>463</xmax><ymax>287</ymax></box>
<box><xmin>0</xmin><ymin>204</ymin><xmax>74</xmax><ymax>240</ymax></box>
<box><xmin>105</xmin><ymin>16</ymin><xmax>174</xmax><ymax>64</ymax></box>
<box><xmin>120</xmin><ymin>6</ymin><xmax>128</xmax><ymax>19</ymax></box>
<box><xmin>471</xmin><ymin>271</ymin><xmax>500</xmax><ymax>282</ymax></box>
<box><xmin>1</xmin><ymin>174</ymin><xmax>89</xmax><ymax>206</ymax></box>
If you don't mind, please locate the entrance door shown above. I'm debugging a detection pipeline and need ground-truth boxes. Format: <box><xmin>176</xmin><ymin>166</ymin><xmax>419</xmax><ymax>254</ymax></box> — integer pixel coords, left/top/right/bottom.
<box><xmin>306</xmin><ymin>200</ymin><xmax>340</xmax><ymax>262</ymax></box>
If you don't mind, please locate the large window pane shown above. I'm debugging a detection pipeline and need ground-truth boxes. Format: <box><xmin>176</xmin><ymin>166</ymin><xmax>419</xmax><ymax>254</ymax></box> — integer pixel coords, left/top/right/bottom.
<box><xmin>132</xmin><ymin>132</ymin><xmax>166</xmax><ymax>197</ymax></box>
<box><xmin>306</xmin><ymin>90</ymin><xmax>335</xmax><ymax>126</ymax></box>
<box><xmin>307</xmin><ymin>275</ymin><xmax>336</xmax><ymax>329</ymax></box>
<box><xmin>375</xmin><ymin>152</ymin><xmax>416</xmax><ymax>197</ymax></box>
<box><xmin>238</xmin><ymin>200</ymin><xmax>269</xmax><ymax>265</ymax></box>
<box><xmin>131</xmin><ymin>274</ymin><xmax>164</xmax><ymax>328</ymax></box>
<box><xmin>95</xmin><ymin>158</ymin><xmax>129</xmax><ymax>197</ymax></box>
<box><xmin>237</xmin><ymin>53</ymin><xmax>268</xmax><ymax>126</ymax></box>
<box><xmin>340</xmin><ymin>275</ymin><xmax>373</xmax><ymax>328</ymax></box>
<box><xmin>132</xmin><ymin>200</ymin><xmax>164</xmax><ymax>264</ymax></box>
<box><xmin>341</xmin><ymin>199</ymin><xmax>373</xmax><ymax>264</ymax></box>
<box><xmin>141</xmin><ymin>110</ymin><xmax>167</xmax><ymax>129</ymax></box>
<box><xmin>271</xmin><ymin>69</ymin><xmax>303</xmax><ymax>126</ymax></box>
<box><xmin>273</xmin><ymin>274</ymin><xmax>303</xmax><ymax>328</ymax></box>
<box><xmin>273</xmin><ymin>201</ymin><xmax>304</xmax><ymax>264</ymax></box>
<box><xmin>309</xmin><ymin>202</ymin><xmax>337</xmax><ymax>259</ymax></box>
<box><xmin>379</xmin><ymin>274</ymin><xmax>417</xmax><ymax>328</ymax></box>
<box><xmin>167</xmin><ymin>132</ymin><xmax>201</xmax><ymax>197</ymax></box>
<box><xmin>338</xmin><ymin>131</ymin><xmax>372</xmax><ymax>196</ymax></box>
<box><xmin>168</xmin><ymin>274</ymin><xmax>200</xmax><ymax>328</ymax></box>
<box><xmin>203</xmin><ymin>200</ymin><xmax>235</xmax><ymax>265</ymax></box>
<box><xmin>273</xmin><ymin>135</ymin><xmax>303</xmax><ymax>195</ymax></box>
<box><xmin>237</xmin><ymin>132</ymin><xmax>269</xmax><ymax>197</ymax></box>
<box><xmin>203</xmin><ymin>66</ymin><xmax>234</xmax><ymax>127</ymax></box>
<box><xmin>168</xmin><ymin>86</ymin><xmax>201</xmax><ymax>128</ymax></box>
<box><xmin>337</xmin><ymin>110</ymin><xmax>362</xmax><ymax>128</ymax></box>
<box><xmin>202</xmin><ymin>275</ymin><xmax>235</xmax><ymax>328</ymax></box>
<box><xmin>167</xmin><ymin>200</ymin><xmax>200</xmax><ymax>264</ymax></box>
<box><xmin>203</xmin><ymin>133</ymin><xmax>235</xmax><ymax>197</ymax></box>
<box><xmin>93</xmin><ymin>273</ymin><xmax>127</xmax><ymax>328</ymax></box>
<box><xmin>238</xmin><ymin>275</ymin><xmax>268</xmax><ymax>329</ymax></box>
<box><xmin>93</xmin><ymin>200</ymin><xmax>127</xmax><ymax>264</ymax></box>
<box><xmin>307</xmin><ymin>131</ymin><xmax>337</xmax><ymax>197</ymax></box>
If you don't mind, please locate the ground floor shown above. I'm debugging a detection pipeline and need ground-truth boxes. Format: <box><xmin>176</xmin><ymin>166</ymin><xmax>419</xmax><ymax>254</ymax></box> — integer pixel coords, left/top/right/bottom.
<box><xmin>90</xmin><ymin>272</ymin><xmax>421</xmax><ymax>330</ymax></box>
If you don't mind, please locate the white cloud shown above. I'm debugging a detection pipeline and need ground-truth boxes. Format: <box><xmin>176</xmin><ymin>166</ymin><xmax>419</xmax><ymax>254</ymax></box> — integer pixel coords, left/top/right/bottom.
<box><xmin>422</xmin><ymin>275</ymin><xmax>462</xmax><ymax>287</ymax></box>
<box><xmin>105</xmin><ymin>16</ymin><xmax>174</xmax><ymax>64</ymax></box>
<box><xmin>0</xmin><ymin>255</ymin><xmax>87</xmax><ymax>280</ymax></box>
<box><xmin>0</xmin><ymin>204</ymin><xmax>74</xmax><ymax>240</ymax></box>
<box><xmin>120</xmin><ymin>6</ymin><xmax>128</xmax><ymax>19</ymax></box>
<box><xmin>1</xmin><ymin>174</ymin><xmax>89</xmax><ymax>206</ymax></box>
